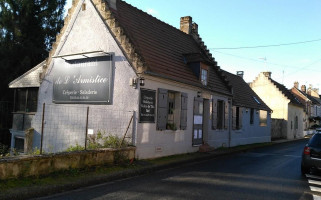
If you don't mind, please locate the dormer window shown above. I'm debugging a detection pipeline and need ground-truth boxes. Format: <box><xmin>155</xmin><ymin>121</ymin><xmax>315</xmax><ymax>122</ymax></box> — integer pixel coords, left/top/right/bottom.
<box><xmin>201</xmin><ymin>69</ymin><xmax>208</xmax><ymax>86</ymax></box>
<box><xmin>200</xmin><ymin>63</ymin><xmax>208</xmax><ymax>86</ymax></box>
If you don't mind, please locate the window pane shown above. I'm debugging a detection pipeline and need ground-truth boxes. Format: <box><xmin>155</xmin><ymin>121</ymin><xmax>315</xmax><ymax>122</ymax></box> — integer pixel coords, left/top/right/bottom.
<box><xmin>15</xmin><ymin>89</ymin><xmax>27</xmax><ymax>112</ymax></box>
<box><xmin>259</xmin><ymin>110</ymin><xmax>267</xmax><ymax>126</ymax></box>
<box><xmin>27</xmin><ymin>88</ymin><xmax>38</xmax><ymax>112</ymax></box>
<box><xmin>250</xmin><ymin>108</ymin><xmax>254</xmax><ymax>124</ymax></box>
<box><xmin>201</xmin><ymin>69</ymin><xmax>208</xmax><ymax>86</ymax></box>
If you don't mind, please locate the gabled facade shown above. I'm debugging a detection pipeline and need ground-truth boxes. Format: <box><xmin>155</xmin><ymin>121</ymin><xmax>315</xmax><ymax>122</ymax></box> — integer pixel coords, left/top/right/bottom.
<box><xmin>251</xmin><ymin>72</ymin><xmax>304</xmax><ymax>139</ymax></box>
<box><xmin>222</xmin><ymin>71</ymin><xmax>271</xmax><ymax>146</ymax></box>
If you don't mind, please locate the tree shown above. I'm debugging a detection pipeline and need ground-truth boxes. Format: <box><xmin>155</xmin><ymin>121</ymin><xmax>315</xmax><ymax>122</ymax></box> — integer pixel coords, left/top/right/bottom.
<box><xmin>0</xmin><ymin>0</ymin><xmax>66</xmax><ymax>101</ymax></box>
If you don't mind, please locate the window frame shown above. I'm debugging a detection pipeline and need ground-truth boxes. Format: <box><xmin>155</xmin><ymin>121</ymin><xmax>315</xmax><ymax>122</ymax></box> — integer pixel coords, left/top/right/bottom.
<box><xmin>14</xmin><ymin>87</ymin><xmax>38</xmax><ymax>113</ymax></box>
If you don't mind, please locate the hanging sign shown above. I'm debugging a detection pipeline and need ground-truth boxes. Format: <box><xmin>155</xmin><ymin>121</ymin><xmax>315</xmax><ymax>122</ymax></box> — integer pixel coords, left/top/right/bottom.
<box><xmin>53</xmin><ymin>56</ymin><xmax>113</xmax><ymax>104</ymax></box>
<box><xmin>139</xmin><ymin>89</ymin><xmax>156</xmax><ymax>123</ymax></box>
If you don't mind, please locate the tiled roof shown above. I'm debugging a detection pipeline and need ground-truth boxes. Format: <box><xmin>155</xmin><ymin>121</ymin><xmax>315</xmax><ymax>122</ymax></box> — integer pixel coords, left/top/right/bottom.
<box><xmin>269</xmin><ymin>78</ymin><xmax>303</xmax><ymax>107</ymax></box>
<box><xmin>222</xmin><ymin>71</ymin><xmax>271</xmax><ymax>111</ymax></box>
<box><xmin>9</xmin><ymin>60</ymin><xmax>45</xmax><ymax>88</ymax></box>
<box><xmin>108</xmin><ymin>0</ymin><xmax>231</xmax><ymax>95</ymax></box>
<box><xmin>291</xmin><ymin>87</ymin><xmax>321</xmax><ymax>105</ymax></box>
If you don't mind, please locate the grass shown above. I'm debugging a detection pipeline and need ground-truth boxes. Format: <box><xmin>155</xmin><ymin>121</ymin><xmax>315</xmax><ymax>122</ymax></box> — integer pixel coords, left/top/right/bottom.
<box><xmin>0</xmin><ymin>164</ymin><xmax>138</xmax><ymax>194</ymax></box>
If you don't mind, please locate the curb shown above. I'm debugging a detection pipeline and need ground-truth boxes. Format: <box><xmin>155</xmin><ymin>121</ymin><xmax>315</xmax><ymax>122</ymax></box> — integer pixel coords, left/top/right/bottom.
<box><xmin>0</xmin><ymin>138</ymin><xmax>308</xmax><ymax>200</ymax></box>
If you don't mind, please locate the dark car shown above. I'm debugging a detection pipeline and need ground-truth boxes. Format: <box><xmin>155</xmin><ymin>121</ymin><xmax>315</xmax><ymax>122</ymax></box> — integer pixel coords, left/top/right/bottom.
<box><xmin>301</xmin><ymin>132</ymin><xmax>321</xmax><ymax>174</ymax></box>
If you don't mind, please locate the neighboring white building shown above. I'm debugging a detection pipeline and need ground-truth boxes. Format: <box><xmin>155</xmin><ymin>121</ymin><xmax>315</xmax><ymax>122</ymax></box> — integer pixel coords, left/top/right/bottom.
<box><xmin>251</xmin><ymin>72</ymin><xmax>304</xmax><ymax>139</ymax></box>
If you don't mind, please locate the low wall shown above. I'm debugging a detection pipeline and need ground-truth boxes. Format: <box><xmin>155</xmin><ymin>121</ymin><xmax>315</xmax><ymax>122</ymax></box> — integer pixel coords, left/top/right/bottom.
<box><xmin>0</xmin><ymin>147</ymin><xmax>135</xmax><ymax>180</ymax></box>
<box><xmin>271</xmin><ymin>119</ymin><xmax>287</xmax><ymax>140</ymax></box>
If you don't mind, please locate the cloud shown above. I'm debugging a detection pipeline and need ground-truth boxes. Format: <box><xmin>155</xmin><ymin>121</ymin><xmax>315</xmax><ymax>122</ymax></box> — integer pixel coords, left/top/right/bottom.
<box><xmin>146</xmin><ymin>8</ymin><xmax>160</xmax><ymax>17</ymax></box>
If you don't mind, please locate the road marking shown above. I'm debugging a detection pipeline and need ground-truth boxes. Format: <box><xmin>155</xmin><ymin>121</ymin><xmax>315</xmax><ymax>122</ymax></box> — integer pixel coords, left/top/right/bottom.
<box><xmin>309</xmin><ymin>180</ymin><xmax>321</xmax><ymax>186</ymax></box>
<box><xmin>307</xmin><ymin>174</ymin><xmax>321</xmax><ymax>180</ymax></box>
<box><xmin>314</xmin><ymin>195</ymin><xmax>321</xmax><ymax>200</ymax></box>
<box><xmin>310</xmin><ymin>186</ymin><xmax>321</xmax><ymax>193</ymax></box>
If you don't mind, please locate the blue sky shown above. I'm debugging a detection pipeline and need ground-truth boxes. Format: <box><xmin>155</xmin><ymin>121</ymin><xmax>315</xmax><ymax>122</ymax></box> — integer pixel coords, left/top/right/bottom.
<box><xmin>65</xmin><ymin>0</ymin><xmax>321</xmax><ymax>90</ymax></box>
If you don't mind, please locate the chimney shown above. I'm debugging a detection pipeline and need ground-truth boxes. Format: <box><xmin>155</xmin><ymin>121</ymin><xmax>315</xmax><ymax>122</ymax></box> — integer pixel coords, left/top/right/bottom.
<box><xmin>263</xmin><ymin>71</ymin><xmax>271</xmax><ymax>78</ymax></box>
<box><xmin>180</xmin><ymin>16</ymin><xmax>192</xmax><ymax>34</ymax></box>
<box><xmin>192</xmin><ymin>22</ymin><xmax>198</xmax><ymax>34</ymax></box>
<box><xmin>294</xmin><ymin>81</ymin><xmax>299</xmax><ymax>88</ymax></box>
<box><xmin>301</xmin><ymin>85</ymin><xmax>306</xmax><ymax>93</ymax></box>
<box><xmin>236</xmin><ymin>71</ymin><xmax>244</xmax><ymax>79</ymax></box>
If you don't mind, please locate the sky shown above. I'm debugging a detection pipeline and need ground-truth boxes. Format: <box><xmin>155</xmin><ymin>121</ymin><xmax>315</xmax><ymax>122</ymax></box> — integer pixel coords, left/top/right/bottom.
<box><xmin>65</xmin><ymin>0</ymin><xmax>321</xmax><ymax>90</ymax></box>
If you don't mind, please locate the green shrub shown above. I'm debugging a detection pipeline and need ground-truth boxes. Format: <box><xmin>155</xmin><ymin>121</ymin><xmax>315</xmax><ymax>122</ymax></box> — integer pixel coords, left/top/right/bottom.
<box><xmin>66</xmin><ymin>143</ymin><xmax>85</xmax><ymax>152</ymax></box>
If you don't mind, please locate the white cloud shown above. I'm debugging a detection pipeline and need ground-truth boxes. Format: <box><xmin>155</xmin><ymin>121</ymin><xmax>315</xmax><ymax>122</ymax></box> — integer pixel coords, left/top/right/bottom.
<box><xmin>146</xmin><ymin>8</ymin><xmax>160</xmax><ymax>17</ymax></box>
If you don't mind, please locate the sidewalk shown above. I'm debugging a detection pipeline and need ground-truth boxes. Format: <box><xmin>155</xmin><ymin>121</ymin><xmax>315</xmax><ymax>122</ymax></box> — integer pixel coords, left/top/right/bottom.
<box><xmin>0</xmin><ymin>138</ymin><xmax>307</xmax><ymax>200</ymax></box>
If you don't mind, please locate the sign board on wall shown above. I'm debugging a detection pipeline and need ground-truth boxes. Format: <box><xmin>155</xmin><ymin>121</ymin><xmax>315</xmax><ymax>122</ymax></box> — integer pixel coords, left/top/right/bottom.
<box><xmin>53</xmin><ymin>56</ymin><xmax>113</xmax><ymax>104</ymax></box>
<box><xmin>139</xmin><ymin>89</ymin><xmax>156</xmax><ymax>123</ymax></box>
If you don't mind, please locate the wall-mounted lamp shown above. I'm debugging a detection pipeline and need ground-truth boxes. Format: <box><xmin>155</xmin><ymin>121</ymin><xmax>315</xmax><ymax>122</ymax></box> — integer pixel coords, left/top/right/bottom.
<box><xmin>256</xmin><ymin>110</ymin><xmax>259</xmax><ymax>114</ymax></box>
<box><xmin>129</xmin><ymin>78</ymin><xmax>138</xmax><ymax>89</ymax></box>
<box><xmin>246</xmin><ymin>108</ymin><xmax>248</xmax><ymax>113</ymax></box>
<box><xmin>197</xmin><ymin>91</ymin><xmax>202</xmax><ymax>97</ymax></box>
<box><xmin>139</xmin><ymin>77</ymin><xmax>145</xmax><ymax>86</ymax></box>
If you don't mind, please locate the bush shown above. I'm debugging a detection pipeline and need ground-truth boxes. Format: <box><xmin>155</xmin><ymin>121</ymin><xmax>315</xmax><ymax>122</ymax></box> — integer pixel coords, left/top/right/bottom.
<box><xmin>0</xmin><ymin>143</ymin><xmax>9</xmax><ymax>157</ymax></box>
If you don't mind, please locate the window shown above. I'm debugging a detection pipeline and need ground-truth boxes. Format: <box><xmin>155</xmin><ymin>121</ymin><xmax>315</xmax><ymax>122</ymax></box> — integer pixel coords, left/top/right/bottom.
<box><xmin>250</xmin><ymin>108</ymin><xmax>254</xmax><ymax>124</ymax></box>
<box><xmin>212</xmin><ymin>99</ymin><xmax>228</xmax><ymax>130</ymax></box>
<box><xmin>14</xmin><ymin>88</ymin><xmax>38</xmax><ymax>112</ymax></box>
<box><xmin>201</xmin><ymin>69</ymin><xmax>208</xmax><ymax>86</ymax></box>
<box><xmin>295</xmin><ymin>116</ymin><xmax>298</xmax><ymax>130</ymax></box>
<box><xmin>232</xmin><ymin>106</ymin><xmax>242</xmax><ymax>130</ymax></box>
<box><xmin>259</xmin><ymin>110</ymin><xmax>267</xmax><ymax>126</ymax></box>
<box><xmin>157</xmin><ymin>89</ymin><xmax>188</xmax><ymax>130</ymax></box>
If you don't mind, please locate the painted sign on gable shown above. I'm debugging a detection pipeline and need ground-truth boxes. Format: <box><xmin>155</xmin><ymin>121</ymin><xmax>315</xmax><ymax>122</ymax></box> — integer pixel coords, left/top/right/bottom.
<box><xmin>53</xmin><ymin>56</ymin><xmax>113</xmax><ymax>104</ymax></box>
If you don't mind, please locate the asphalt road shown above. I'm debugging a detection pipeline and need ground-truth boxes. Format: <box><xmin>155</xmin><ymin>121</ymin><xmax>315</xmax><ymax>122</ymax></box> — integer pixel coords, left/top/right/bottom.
<box><xmin>36</xmin><ymin>139</ymin><xmax>314</xmax><ymax>200</ymax></box>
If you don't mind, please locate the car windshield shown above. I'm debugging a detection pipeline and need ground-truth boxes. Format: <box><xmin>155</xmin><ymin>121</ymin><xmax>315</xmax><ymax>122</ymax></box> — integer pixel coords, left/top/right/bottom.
<box><xmin>309</xmin><ymin>134</ymin><xmax>321</xmax><ymax>147</ymax></box>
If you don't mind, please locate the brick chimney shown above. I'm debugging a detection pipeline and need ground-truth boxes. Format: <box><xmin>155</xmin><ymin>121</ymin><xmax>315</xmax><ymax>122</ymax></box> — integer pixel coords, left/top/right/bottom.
<box><xmin>236</xmin><ymin>71</ymin><xmax>244</xmax><ymax>79</ymax></box>
<box><xmin>180</xmin><ymin>16</ymin><xmax>192</xmax><ymax>34</ymax></box>
<box><xmin>263</xmin><ymin>71</ymin><xmax>271</xmax><ymax>78</ymax></box>
<box><xmin>301</xmin><ymin>85</ymin><xmax>306</xmax><ymax>93</ymax></box>
<box><xmin>294</xmin><ymin>81</ymin><xmax>299</xmax><ymax>88</ymax></box>
<box><xmin>192</xmin><ymin>22</ymin><xmax>198</xmax><ymax>35</ymax></box>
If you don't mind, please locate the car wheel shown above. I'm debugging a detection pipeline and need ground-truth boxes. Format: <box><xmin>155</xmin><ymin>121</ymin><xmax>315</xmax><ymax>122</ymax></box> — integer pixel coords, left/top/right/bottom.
<box><xmin>301</xmin><ymin>163</ymin><xmax>310</xmax><ymax>175</ymax></box>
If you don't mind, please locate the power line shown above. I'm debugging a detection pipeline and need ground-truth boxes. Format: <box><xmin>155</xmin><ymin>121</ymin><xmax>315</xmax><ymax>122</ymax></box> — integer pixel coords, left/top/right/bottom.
<box><xmin>210</xmin><ymin>38</ymin><xmax>321</xmax><ymax>50</ymax></box>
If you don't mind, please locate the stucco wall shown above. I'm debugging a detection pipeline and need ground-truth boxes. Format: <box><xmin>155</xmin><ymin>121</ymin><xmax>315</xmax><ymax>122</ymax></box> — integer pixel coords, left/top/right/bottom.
<box><xmin>31</xmin><ymin>0</ymin><xmax>139</xmax><ymax>153</ymax></box>
<box><xmin>136</xmin><ymin>76</ymin><xmax>200</xmax><ymax>159</ymax></box>
<box><xmin>251</xmin><ymin>73</ymin><xmax>289</xmax><ymax>120</ymax></box>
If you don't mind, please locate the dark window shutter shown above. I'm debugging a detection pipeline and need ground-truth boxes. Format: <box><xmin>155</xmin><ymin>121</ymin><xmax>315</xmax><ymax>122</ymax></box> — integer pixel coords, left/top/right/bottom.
<box><xmin>239</xmin><ymin>107</ymin><xmax>243</xmax><ymax>129</ymax></box>
<box><xmin>180</xmin><ymin>93</ymin><xmax>188</xmax><ymax>130</ymax></box>
<box><xmin>157</xmin><ymin>88</ymin><xmax>168</xmax><ymax>130</ymax></box>
<box><xmin>232</xmin><ymin>106</ymin><xmax>236</xmax><ymax>130</ymax></box>
<box><xmin>212</xmin><ymin>100</ymin><xmax>217</xmax><ymax>130</ymax></box>
<box><xmin>224</xmin><ymin>101</ymin><xmax>229</xmax><ymax>130</ymax></box>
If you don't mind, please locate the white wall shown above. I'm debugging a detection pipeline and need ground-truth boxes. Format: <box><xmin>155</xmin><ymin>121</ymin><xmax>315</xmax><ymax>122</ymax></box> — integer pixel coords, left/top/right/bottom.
<box><xmin>287</xmin><ymin>104</ymin><xmax>304</xmax><ymax>139</ymax></box>
<box><xmin>230</xmin><ymin>108</ymin><xmax>271</xmax><ymax>146</ymax></box>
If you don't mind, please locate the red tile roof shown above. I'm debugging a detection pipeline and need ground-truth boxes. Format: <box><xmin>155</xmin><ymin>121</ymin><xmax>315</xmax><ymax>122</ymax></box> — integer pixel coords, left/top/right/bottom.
<box><xmin>108</xmin><ymin>0</ymin><xmax>232</xmax><ymax>96</ymax></box>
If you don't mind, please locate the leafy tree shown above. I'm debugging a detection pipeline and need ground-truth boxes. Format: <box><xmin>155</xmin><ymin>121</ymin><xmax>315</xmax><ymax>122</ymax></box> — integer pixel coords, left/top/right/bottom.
<box><xmin>0</xmin><ymin>0</ymin><xmax>66</xmax><ymax>101</ymax></box>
